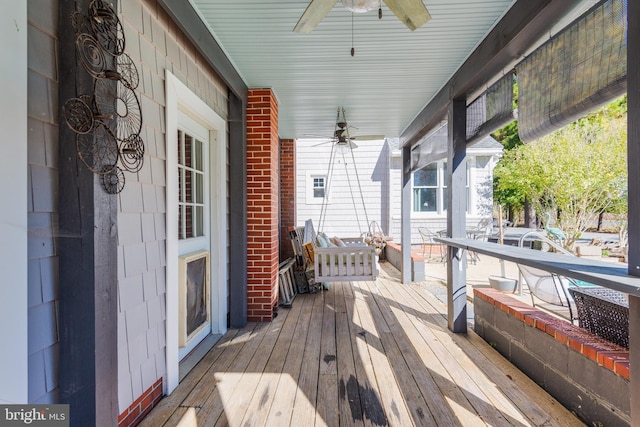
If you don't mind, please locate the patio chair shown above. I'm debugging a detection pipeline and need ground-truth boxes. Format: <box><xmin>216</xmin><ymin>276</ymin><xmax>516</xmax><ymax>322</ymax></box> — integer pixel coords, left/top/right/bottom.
<box><xmin>518</xmin><ymin>264</ymin><xmax>579</xmax><ymax>321</ymax></box>
<box><xmin>418</xmin><ymin>227</ymin><xmax>445</xmax><ymax>262</ymax></box>
<box><xmin>465</xmin><ymin>218</ymin><xmax>493</xmax><ymax>264</ymax></box>
<box><xmin>517</xmin><ymin>230</ymin><xmax>591</xmax><ymax>322</ymax></box>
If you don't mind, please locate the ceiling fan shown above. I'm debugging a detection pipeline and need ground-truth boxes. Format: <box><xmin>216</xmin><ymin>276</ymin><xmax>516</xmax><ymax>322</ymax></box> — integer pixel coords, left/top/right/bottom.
<box><xmin>313</xmin><ymin>107</ymin><xmax>385</xmax><ymax>151</ymax></box>
<box><xmin>294</xmin><ymin>0</ymin><xmax>431</xmax><ymax>34</ymax></box>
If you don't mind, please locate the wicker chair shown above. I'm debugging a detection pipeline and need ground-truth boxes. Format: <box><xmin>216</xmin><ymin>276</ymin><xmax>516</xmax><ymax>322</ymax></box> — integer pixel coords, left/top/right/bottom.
<box><xmin>568</xmin><ymin>286</ymin><xmax>629</xmax><ymax>348</ymax></box>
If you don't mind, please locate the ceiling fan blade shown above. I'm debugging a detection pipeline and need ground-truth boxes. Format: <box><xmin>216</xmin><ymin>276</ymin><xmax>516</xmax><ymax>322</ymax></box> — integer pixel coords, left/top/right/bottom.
<box><xmin>311</xmin><ymin>140</ymin><xmax>334</xmax><ymax>147</ymax></box>
<box><xmin>350</xmin><ymin>135</ymin><xmax>385</xmax><ymax>141</ymax></box>
<box><xmin>348</xmin><ymin>141</ymin><xmax>358</xmax><ymax>150</ymax></box>
<box><xmin>293</xmin><ymin>0</ymin><xmax>338</xmax><ymax>34</ymax></box>
<box><xmin>383</xmin><ymin>0</ymin><xmax>431</xmax><ymax>31</ymax></box>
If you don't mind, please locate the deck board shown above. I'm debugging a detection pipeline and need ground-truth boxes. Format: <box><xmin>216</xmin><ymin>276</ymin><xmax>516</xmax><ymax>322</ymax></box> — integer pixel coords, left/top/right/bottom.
<box><xmin>317</xmin><ymin>285</ymin><xmax>339</xmax><ymax>427</ymax></box>
<box><xmin>239</xmin><ymin>292</ymin><xmax>306</xmax><ymax>427</ymax></box>
<box><xmin>346</xmin><ymin>281</ymin><xmax>393</xmax><ymax>427</ymax></box>
<box><xmin>214</xmin><ymin>311</ymin><xmax>291</xmax><ymax>426</ymax></box>
<box><xmin>381</xmin><ymin>279</ymin><xmax>520</xmax><ymax>426</ymax></box>
<box><xmin>411</xmin><ymin>282</ymin><xmax>584</xmax><ymax>427</ymax></box>
<box><xmin>264</xmin><ymin>294</ymin><xmax>314</xmax><ymax>426</ymax></box>
<box><xmin>362</xmin><ymin>280</ymin><xmax>462</xmax><ymax>427</ymax></box>
<box><xmin>142</xmin><ymin>262</ymin><xmax>585</xmax><ymax>427</ymax></box>
<box><xmin>361</xmin><ymin>279</ymin><xmax>483</xmax><ymax>426</ymax></box>
<box><xmin>196</xmin><ymin>322</ymin><xmax>269</xmax><ymax>426</ymax></box>
<box><xmin>290</xmin><ymin>286</ymin><xmax>325</xmax><ymax>426</ymax></box>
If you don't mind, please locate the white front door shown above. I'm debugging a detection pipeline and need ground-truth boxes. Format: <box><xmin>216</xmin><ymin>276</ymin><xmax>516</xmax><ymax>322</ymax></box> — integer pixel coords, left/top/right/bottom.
<box><xmin>165</xmin><ymin>71</ymin><xmax>228</xmax><ymax>393</ymax></box>
<box><xmin>177</xmin><ymin>112</ymin><xmax>211</xmax><ymax>360</ymax></box>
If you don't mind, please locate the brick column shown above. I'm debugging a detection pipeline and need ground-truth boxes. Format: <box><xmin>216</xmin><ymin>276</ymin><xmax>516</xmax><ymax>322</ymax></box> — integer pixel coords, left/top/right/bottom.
<box><xmin>247</xmin><ymin>89</ymin><xmax>279</xmax><ymax>321</ymax></box>
<box><xmin>279</xmin><ymin>138</ymin><xmax>296</xmax><ymax>261</ymax></box>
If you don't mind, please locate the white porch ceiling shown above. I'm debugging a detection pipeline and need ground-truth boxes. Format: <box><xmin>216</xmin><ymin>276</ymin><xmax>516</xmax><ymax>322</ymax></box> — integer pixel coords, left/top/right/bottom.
<box><xmin>188</xmin><ymin>1</ymin><xmax>597</xmax><ymax>141</ymax></box>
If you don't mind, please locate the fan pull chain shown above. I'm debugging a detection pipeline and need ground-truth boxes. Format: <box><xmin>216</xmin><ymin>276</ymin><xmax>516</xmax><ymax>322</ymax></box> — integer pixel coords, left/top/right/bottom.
<box><xmin>351</xmin><ymin>13</ymin><xmax>355</xmax><ymax>56</ymax></box>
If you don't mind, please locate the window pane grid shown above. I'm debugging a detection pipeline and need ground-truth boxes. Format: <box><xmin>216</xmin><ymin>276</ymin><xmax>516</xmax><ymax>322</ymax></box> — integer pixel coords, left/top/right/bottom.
<box><xmin>312</xmin><ymin>176</ymin><xmax>326</xmax><ymax>199</ymax></box>
<box><xmin>412</xmin><ymin>161</ymin><xmax>469</xmax><ymax>214</ymax></box>
<box><xmin>178</xmin><ymin>129</ymin><xmax>206</xmax><ymax>240</ymax></box>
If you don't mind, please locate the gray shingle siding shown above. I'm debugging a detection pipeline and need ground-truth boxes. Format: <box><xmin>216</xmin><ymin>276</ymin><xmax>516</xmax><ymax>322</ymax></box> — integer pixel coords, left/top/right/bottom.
<box><xmin>115</xmin><ymin>0</ymin><xmax>229</xmax><ymax>412</ymax></box>
<box><xmin>25</xmin><ymin>0</ymin><xmax>230</xmax><ymax>411</ymax></box>
<box><xmin>27</xmin><ymin>0</ymin><xmax>59</xmax><ymax>404</ymax></box>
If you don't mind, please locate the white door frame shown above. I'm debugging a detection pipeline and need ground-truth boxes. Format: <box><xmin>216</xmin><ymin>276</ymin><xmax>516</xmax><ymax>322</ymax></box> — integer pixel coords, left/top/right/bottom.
<box><xmin>0</xmin><ymin>1</ymin><xmax>28</xmax><ymax>404</ymax></box>
<box><xmin>165</xmin><ymin>71</ymin><xmax>228</xmax><ymax>394</ymax></box>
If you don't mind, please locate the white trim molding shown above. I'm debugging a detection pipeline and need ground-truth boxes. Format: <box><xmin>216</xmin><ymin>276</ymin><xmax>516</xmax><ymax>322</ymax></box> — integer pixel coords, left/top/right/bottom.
<box><xmin>305</xmin><ymin>171</ymin><xmax>329</xmax><ymax>205</ymax></box>
<box><xmin>0</xmin><ymin>2</ymin><xmax>28</xmax><ymax>404</ymax></box>
<box><xmin>165</xmin><ymin>71</ymin><xmax>228</xmax><ymax>394</ymax></box>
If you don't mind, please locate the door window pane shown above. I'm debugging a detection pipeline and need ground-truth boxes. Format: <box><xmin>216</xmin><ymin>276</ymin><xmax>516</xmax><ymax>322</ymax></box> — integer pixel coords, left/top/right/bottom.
<box><xmin>178</xmin><ymin>130</ymin><xmax>206</xmax><ymax>240</ymax></box>
<box><xmin>195</xmin><ymin>206</ymin><xmax>203</xmax><ymax>237</ymax></box>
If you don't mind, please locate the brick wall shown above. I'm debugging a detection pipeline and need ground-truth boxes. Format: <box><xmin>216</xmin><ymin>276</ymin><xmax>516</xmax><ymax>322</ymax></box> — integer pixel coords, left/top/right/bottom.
<box><xmin>474</xmin><ymin>288</ymin><xmax>630</xmax><ymax>426</ymax></box>
<box><xmin>247</xmin><ymin>89</ymin><xmax>279</xmax><ymax>321</ymax></box>
<box><xmin>279</xmin><ymin>138</ymin><xmax>296</xmax><ymax>261</ymax></box>
<box><xmin>117</xmin><ymin>378</ymin><xmax>162</xmax><ymax>427</ymax></box>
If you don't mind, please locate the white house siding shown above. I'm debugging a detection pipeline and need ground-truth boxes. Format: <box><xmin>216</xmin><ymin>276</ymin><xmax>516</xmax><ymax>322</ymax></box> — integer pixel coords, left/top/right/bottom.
<box><xmin>116</xmin><ymin>0</ymin><xmax>228</xmax><ymax>411</ymax></box>
<box><xmin>472</xmin><ymin>155</ymin><xmax>497</xmax><ymax>218</ymax></box>
<box><xmin>389</xmin><ymin>147</ymin><xmax>500</xmax><ymax>244</ymax></box>
<box><xmin>27</xmin><ymin>0</ymin><xmax>60</xmax><ymax>404</ymax></box>
<box><xmin>296</xmin><ymin>138</ymin><xmax>389</xmax><ymax>239</ymax></box>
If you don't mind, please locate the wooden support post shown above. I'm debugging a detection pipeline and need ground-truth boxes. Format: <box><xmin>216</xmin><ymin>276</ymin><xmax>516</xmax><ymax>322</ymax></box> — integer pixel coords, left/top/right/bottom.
<box><xmin>401</xmin><ymin>145</ymin><xmax>413</xmax><ymax>284</ymax></box>
<box><xmin>229</xmin><ymin>92</ymin><xmax>248</xmax><ymax>327</ymax></box>
<box><xmin>58</xmin><ymin>1</ymin><xmax>118</xmax><ymax>425</ymax></box>
<box><xmin>446</xmin><ymin>99</ymin><xmax>467</xmax><ymax>333</ymax></box>
<box><xmin>627</xmin><ymin>0</ymin><xmax>639</xmax><ymax>424</ymax></box>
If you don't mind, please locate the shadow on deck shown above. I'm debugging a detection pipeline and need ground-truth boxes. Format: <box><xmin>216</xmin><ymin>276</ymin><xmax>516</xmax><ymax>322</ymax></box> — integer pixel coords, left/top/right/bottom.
<box><xmin>140</xmin><ymin>262</ymin><xmax>583</xmax><ymax>426</ymax></box>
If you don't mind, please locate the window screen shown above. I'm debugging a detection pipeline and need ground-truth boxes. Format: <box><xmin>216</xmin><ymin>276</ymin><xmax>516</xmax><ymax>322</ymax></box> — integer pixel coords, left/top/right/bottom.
<box><xmin>516</xmin><ymin>0</ymin><xmax>627</xmax><ymax>142</ymax></box>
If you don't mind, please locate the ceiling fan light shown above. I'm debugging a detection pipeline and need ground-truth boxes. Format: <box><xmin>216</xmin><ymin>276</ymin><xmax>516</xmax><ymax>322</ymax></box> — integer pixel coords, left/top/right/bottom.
<box><xmin>342</xmin><ymin>0</ymin><xmax>379</xmax><ymax>13</ymax></box>
<box><xmin>336</xmin><ymin>141</ymin><xmax>351</xmax><ymax>153</ymax></box>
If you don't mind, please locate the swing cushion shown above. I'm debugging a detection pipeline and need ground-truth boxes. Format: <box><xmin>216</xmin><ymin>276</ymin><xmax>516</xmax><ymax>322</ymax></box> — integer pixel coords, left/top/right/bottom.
<box><xmin>331</xmin><ymin>236</ymin><xmax>347</xmax><ymax>247</ymax></box>
<box><xmin>316</xmin><ymin>232</ymin><xmax>338</xmax><ymax>248</ymax></box>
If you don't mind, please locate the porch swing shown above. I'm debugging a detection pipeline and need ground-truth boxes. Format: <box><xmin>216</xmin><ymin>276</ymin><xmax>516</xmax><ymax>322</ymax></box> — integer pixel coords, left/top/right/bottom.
<box><xmin>299</xmin><ymin>108</ymin><xmax>381</xmax><ymax>283</ymax></box>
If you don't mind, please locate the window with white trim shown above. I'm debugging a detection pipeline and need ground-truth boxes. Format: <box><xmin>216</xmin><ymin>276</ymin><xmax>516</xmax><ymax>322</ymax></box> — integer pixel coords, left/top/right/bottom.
<box><xmin>313</xmin><ymin>176</ymin><xmax>326</xmax><ymax>198</ymax></box>
<box><xmin>413</xmin><ymin>162</ymin><xmax>439</xmax><ymax>212</ymax></box>
<box><xmin>306</xmin><ymin>172</ymin><xmax>328</xmax><ymax>204</ymax></box>
<box><xmin>412</xmin><ymin>161</ymin><xmax>470</xmax><ymax>214</ymax></box>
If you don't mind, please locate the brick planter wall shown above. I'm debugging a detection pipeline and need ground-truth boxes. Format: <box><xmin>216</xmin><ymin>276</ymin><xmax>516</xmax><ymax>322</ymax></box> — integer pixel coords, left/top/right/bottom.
<box><xmin>385</xmin><ymin>243</ymin><xmax>425</xmax><ymax>281</ymax></box>
<box><xmin>474</xmin><ymin>288</ymin><xmax>630</xmax><ymax>426</ymax></box>
<box><xmin>247</xmin><ymin>89</ymin><xmax>279</xmax><ymax>321</ymax></box>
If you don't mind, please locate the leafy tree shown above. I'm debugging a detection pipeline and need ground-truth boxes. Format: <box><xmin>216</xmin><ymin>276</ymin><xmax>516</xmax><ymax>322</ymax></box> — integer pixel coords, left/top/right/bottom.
<box><xmin>492</xmin><ymin>96</ymin><xmax>627</xmax><ymax>250</ymax></box>
<box><xmin>492</xmin><ymin>120</ymin><xmax>521</xmax><ymax>150</ymax></box>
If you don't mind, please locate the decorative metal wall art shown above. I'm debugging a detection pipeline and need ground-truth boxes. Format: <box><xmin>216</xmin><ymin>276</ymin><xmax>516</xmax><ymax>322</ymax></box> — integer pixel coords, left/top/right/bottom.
<box><xmin>63</xmin><ymin>0</ymin><xmax>144</xmax><ymax>194</ymax></box>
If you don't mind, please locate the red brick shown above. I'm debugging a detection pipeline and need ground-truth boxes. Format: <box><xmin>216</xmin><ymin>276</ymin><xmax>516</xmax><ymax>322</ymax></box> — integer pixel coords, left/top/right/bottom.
<box><xmin>118</xmin><ymin>409</ymin><xmax>130</xmax><ymax>423</ymax></box>
<box><xmin>568</xmin><ymin>337</ymin><xmax>583</xmax><ymax>353</ymax></box>
<box><xmin>118</xmin><ymin>407</ymin><xmax>140</xmax><ymax>427</ymax></box>
<box><xmin>554</xmin><ymin>329</ymin><xmax>569</xmax><ymax>345</ymax></box>
<box><xmin>614</xmin><ymin>361</ymin><xmax>630</xmax><ymax>379</ymax></box>
<box><xmin>581</xmin><ymin>343</ymin><xmax>599</xmax><ymax>361</ymax></box>
<box><xmin>597</xmin><ymin>351</ymin><xmax>629</xmax><ymax>371</ymax></box>
<box><xmin>249</xmin><ymin>89</ymin><xmax>273</xmax><ymax>96</ymax></box>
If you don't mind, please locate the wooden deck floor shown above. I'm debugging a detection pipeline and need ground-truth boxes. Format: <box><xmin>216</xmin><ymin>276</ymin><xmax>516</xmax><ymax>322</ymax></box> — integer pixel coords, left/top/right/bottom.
<box><xmin>141</xmin><ymin>263</ymin><xmax>584</xmax><ymax>427</ymax></box>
